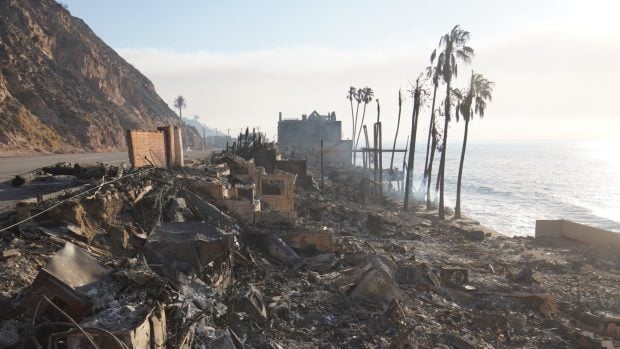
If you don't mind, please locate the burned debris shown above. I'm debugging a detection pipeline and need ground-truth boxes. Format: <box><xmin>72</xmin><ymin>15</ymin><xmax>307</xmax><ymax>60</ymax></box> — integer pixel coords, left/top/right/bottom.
<box><xmin>0</xmin><ymin>139</ymin><xmax>619</xmax><ymax>348</ymax></box>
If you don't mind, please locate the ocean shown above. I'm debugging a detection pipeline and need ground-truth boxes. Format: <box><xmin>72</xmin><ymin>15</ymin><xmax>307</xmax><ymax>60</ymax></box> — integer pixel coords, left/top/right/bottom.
<box><xmin>365</xmin><ymin>140</ymin><xmax>620</xmax><ymax>236</ymax></box>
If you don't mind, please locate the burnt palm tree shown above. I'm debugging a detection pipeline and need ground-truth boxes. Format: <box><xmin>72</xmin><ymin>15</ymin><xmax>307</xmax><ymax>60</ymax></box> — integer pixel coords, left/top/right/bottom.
<box><xmin>423</xmin><ymin>50</ymin><xmax>444</xmax><ymax>196</ymax></box>
<box><xmin>435</xmin><ymin>89</ymin><xmax>461</xmax><ymax>206</ymax></box>
<box><xmin>426</xmin><ymin>114</ymin><xmax>441</xmax><ymax>209</ymax></box>
<box><xmin>436</xmin><ymin>25</ymin><xmax>474</xmax><ymax>220</ymax></box>
<box><xmin>404</xmin><ymin>76</ymin><xmax>426</xmax><ymax>210</ymax></box>
<box><xmin>354</xmin><ymin>87</ymin><xmax>374</xmax><ymax>163</ymax></box>
<box><xmin>390</xmin><ymin>89</ymin><xmax>403</xmax><ymax>170</ymax></box>
<box><xmin>454</xmin><ymin>72</ymin><xmax>494</xmax><ymax>218</ymax></box>
<box><xmin>347</xmin><ymin>86</ymin><xmax>357</xmax><ymax>144</ymax></box>
<box><xmin>174</xmin><ymin>95</ymin><xmax>187</xmax><ymax>119</ymax></box>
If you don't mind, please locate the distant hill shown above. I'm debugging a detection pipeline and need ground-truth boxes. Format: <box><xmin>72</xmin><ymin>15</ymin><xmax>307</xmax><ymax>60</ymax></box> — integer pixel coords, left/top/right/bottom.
<box><xmin>0</xmin><ymin>0</ymin><xmax>202</xmax><ymax>154</ymax></box>
<box><xmin>183</xmin><ymin>117</ymin><xmax>226</xmax><ymax>137</ymax></box>
<box><xmin>183</xmin><ymin>117</ymin><xmax>236</xmax><ymax>149</ymax></box>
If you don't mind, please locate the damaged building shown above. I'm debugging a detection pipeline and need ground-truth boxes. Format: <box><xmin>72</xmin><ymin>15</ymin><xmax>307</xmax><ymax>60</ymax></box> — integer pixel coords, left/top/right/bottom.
<box><xmin>277</xmin><ymin>110</ymin><xmax>352</xmax><ymax>165</ymax></box>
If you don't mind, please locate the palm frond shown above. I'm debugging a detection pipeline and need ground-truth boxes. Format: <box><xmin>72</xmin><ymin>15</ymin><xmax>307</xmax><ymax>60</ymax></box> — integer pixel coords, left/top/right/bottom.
<box><xmin>362</xmin><ymin>87</ymin><xmax>374</xmax><ymax>103</ymax></box>
<box><xmin>451</xmin><ymin>87</ymin><xmax>463</xmax><ymax>100</ymax></box>
<box><xmin>425</xmin><ymin>66</ymin><xmax>433</xmax><ymax>79</ymax></box>
<box><xmin>439</xmin><ymin>33</ymin><xmax>449</xmax><ymax>47</ymax></box>
<box><xmin>347</xmin><ymin>86</ymin><xmax>357</xmax><ymax>100</ymax></box>
<box><xmin>456</xmin><ymin>50</ymin><xmax>472</xmax><ymax>64</ymax></box>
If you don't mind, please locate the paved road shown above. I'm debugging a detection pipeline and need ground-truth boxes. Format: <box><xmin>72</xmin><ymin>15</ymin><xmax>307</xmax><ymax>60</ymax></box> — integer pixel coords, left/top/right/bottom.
<box><xmin>0</xmin><ymin>150</ymin><xmax>217</xmax><ymax>213</ymax></box>
<box><xmin>0</xmin><ymin>152</ymin><xmax>128</xmax><ymax>181</ymax></box>
<box><xmin>0</xmin><ymin>150</ymin><xmax>216</xmax><ymax>181</ymax></box>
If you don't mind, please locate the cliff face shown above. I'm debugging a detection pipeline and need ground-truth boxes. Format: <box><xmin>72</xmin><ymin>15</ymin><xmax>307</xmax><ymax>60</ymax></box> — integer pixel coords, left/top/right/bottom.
<box><xmin>0</xmin><ymin>0</ymin><xmax>201</xmax><ymax>154</ymax></box>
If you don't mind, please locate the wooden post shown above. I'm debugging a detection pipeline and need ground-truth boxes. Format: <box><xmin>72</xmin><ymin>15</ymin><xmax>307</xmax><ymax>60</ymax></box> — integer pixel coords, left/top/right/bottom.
<box><xmin>401</xmin><ymin>135</ymin><xmax>409</xmax><ymax>193</ymax></box>
<box><xmin>320</xmin><ymin>139</ymin><xmax>324</xmax><ymax>197</ymax></box>
<box><xmin>373</xmin><ymin>123</ymin><xmax>378</xmax><ymax>186</ymax></box>
<box><xmin>362</xmin><ymin>145</ymin><xmax>367</xmax><ymax>171</ymax></box>
<box><xmin>377</xmin><ymin>99</ymin><xmax>381</xmax><ymax>202</ymax></box>
<box><xmin>378</xmin><ymin>122</ymin><xmax>383</xmax><ymax>205</ymax></box>
<box><xmin>390</xmin><ymin>90</ymin><xmax>402</xmax><ymax>170</ymax></box>
<box><xmin>363</xmin><ymin>125</ymin><xmax>370</xmax><ymax>172</ymax></box>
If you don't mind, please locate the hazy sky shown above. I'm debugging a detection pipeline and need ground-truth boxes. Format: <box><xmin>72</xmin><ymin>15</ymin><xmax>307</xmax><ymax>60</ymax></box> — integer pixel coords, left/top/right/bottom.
<box><xmin>63</xmin><ymin>0</ymin><xmax>620</xmax><ymax>142</ymax></box>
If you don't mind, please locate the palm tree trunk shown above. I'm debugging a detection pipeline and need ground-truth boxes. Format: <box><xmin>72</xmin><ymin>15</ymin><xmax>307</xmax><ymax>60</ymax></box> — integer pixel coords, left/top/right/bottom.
<box><xmin>401</xmin><ymin>135</ymin><xmax>409</xmax><ymax>192</ymax></box>
<box><xmin>423</xmin><ymin>85</ymin><xmax>438</xmax><ymax>180</ymax></box>
<box><xmin>350</xmin><ymin>99</ymin><xmax>355</xmax><ymax>154</ymax></box>
<box><xmin>438</xmin><ymin>79</ymin><xmax>451</xmax><ymax>220</ymax></box>
<box><xmin>435</xmin><ymin>147</ymin><xmax>442</xmax><ymax>193</ymax></box>
<box><xmin>426</xmin><ymin>131</ymin><xmax>437</xmax><ymax>209</ymax></box>
<box><xmin>403</xmin><ymin>110</ymin><xmax>415</xmax><ymax>209</ymax></box>
<box><xmin>354</xmin><ymin>102</ymin><xmax>368</xmax><ymax>164</ymax></box>
<box><xmin>352</xmin><ymin>101</ymin><xmax>361</xmax><ymax>163</ymax></box>
<box><xmin>390</xmin><ymin>91</ymin><xmax>402</xmax><ymax>170</ymax></box>
<box><xmin>455</xmin><ymin>119</ymin><xmax>469</xmax><ymax>219</ymax></box>
<box><xmin>404</xmin><ymin>82</ymin><xmax>421</xmax><ymax>210</ymax></box>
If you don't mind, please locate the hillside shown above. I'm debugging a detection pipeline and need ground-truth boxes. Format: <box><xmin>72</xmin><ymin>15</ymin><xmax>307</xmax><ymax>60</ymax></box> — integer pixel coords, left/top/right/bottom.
<box><xmin>183</xmin><ymin>117</ymin><xmax>226</xmax><ymax>137</ymax></box>
<box><xmin>0</xmin><ymin>0</ymin><xmax>202</xmax><ymax>154</ymax></box>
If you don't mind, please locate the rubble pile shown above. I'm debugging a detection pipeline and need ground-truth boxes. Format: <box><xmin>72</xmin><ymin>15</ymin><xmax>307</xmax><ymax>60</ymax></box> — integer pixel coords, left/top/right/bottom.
<box><xmin>0</xmin><ymin>149</ymin><xmax>619</xmax><ymax>348</ymax></box>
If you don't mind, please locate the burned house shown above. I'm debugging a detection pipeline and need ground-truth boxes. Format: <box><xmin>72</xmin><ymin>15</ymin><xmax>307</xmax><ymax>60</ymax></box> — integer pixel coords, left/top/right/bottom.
<box><xmin>278</xmin><ymin>111</ymin><xmax>340</xmax><ymax>149</ymax></box>
<box><xmin>277</xmin><ymin>110</ymin><xmax>352</xmax><ymax>164</ymax></box>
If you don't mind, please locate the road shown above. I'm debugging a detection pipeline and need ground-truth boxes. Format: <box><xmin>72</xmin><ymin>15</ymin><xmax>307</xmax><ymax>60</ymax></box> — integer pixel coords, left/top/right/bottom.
<box><xmin>0</xmin><ymin>150</ymin><xmax>215</xmax><ymax>181</ymax></box>
<box><xmin>0</xmin><ymin>150</ymin><xmax>217</xmax><ymax>213</ymax></box>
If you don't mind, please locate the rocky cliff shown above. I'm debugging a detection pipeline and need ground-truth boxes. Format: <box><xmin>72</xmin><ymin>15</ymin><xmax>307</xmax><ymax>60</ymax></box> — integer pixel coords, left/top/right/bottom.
<box><xmin>0</xmin><ymin>0</ymin><xmax>201</xmax><ymax>154</ymax></box>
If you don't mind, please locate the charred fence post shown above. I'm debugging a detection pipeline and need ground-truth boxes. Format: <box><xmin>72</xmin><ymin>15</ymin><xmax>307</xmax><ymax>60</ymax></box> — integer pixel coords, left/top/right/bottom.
<box><xmin>378</xmin><ymin>122</ymin><xmax>383</xmax><ymax>205</ymax></box>
<box><xmin>401</xmin><ymin>135</ymin><xmax>409</xmax><ymax>193</ymax></box>
<box><xmin>320</xmin><ymin>139</ymin><xmax>324</xmax><ymax>197</ymax></box>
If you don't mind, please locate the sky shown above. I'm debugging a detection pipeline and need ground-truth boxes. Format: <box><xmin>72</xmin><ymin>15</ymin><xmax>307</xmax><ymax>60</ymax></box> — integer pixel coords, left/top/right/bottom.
<box><xmin>62</xmin><ymin>0</ymin><xmax>620</xmax><ymax>142</ymax></box>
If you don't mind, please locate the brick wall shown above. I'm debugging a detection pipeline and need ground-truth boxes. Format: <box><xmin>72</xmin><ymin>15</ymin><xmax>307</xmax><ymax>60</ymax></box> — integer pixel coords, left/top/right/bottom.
<box><xmin>259</xmin><ymin>173</ymin><xmax>296</xmax><ymax>212</ymax></box>
<box><xmin>126</xmin><ymin>130</ymin><xmax>166</xmax><ymax>168</ymax></box>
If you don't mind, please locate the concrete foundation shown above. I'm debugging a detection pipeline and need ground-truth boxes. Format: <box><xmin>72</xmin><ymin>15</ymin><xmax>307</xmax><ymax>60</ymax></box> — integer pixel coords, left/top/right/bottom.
<box><xmin>535</xmin><ymin>220</ymin><xmax>620</xmax><ymax>250</ymax></box>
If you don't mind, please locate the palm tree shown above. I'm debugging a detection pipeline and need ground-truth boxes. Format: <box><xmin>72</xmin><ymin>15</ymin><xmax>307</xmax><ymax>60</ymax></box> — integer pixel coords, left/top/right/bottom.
<box><xmin>174</xmin><ymin>95</ymin><xmax>187</xmax><ymax>119</ymax></box>
<box><xmin>390</xmin><ymin>89</ymin><xmax>403</xmax><ymax>170</ymax></box>
<box><xmin>352</xmin><ymin>88</ymin><xmax>363</xmax><ymax>162</ymax></box>
<box><xmin>404</xmin><ymin>76</ymin><xmax>425</xmax><ymax>210</ymax></box>
<box><xmin>435</xmin><ymin>89</ymin><xmax>461</xmax><ymax>206</ymax></box>
<box><xmin>422</xmin><ymin>50</ymin><xmax>444</xmax><ymax>197</ymax></box>
<box><xmin>354</xmin><ymin>87</ymin><xmax>374</xmax><ymax>163</ymax></box>
<box><xmin>436</xmin><ymin>25</ymin><xmax>474</xmax><ymax>220</ymax></box>
<box><xmin>347</xmin><ymin>87</ymin><xmax>357</xmax><ymax>145</ymax></box>
<box><xmin>454</xmin><ymin>72</ymin><xmax>494</xmax><ymax>218</ymax></box>
<box><xmin>426</xmin><ymin>115</ymin><xmax>441</xmax><ymax>209</ymax></box>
